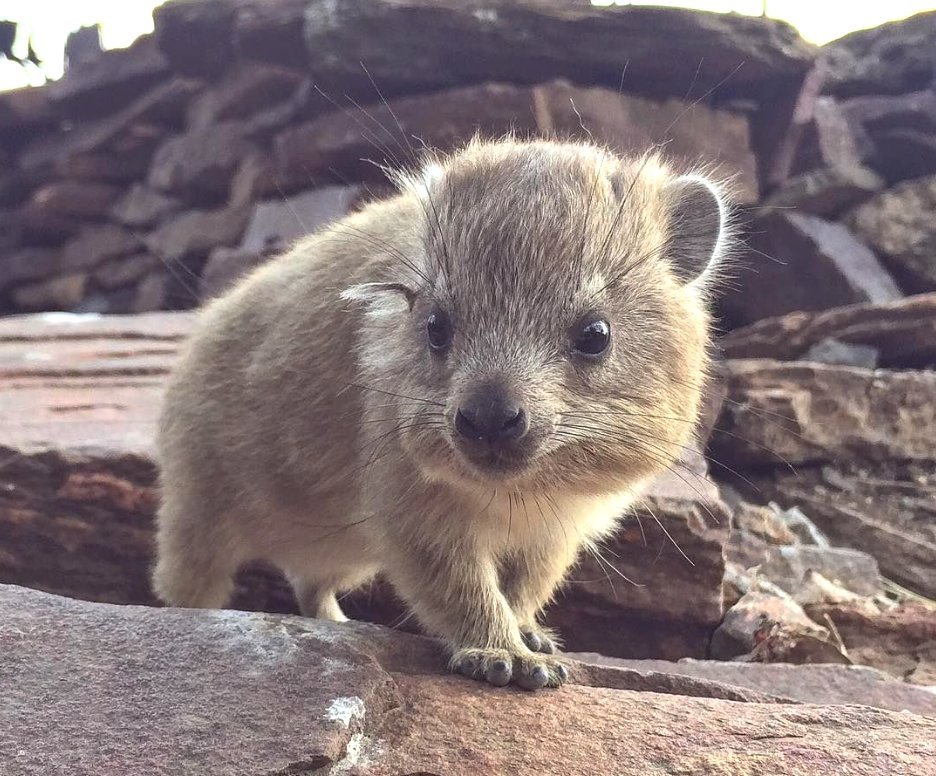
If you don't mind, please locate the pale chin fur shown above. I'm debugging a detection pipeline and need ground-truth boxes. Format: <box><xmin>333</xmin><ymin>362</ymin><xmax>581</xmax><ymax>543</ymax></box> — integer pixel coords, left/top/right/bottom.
<box><xmin>412</xmin><ymin>429</ymin><xmax>570</xmax><ymax>495</ymax></box>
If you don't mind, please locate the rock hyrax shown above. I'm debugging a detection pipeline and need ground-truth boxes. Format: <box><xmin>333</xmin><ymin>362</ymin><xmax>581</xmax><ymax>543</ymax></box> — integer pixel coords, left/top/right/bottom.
<box><xmin>153</xmin><ymin>138</ymin><xmax>732</xmax><ymax>690</ymax></box>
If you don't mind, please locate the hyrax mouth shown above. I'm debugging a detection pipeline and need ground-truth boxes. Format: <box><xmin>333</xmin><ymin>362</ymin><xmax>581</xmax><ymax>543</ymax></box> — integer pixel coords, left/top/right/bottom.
<box><xmin>459</xmin><ymin>446</ymin><xmax>534</xmax><ymax>478</ymax></box>
<box><xmin>450</xmin><ymin>379</ymin><xmax>540</xmax><ymax>478</ymax></box>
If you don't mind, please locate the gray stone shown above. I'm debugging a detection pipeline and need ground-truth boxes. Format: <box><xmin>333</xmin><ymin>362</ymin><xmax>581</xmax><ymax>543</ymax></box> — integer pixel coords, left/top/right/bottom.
<box><xmin>145</xmin><ymin>207</ymin><xmax>250</xmax><ymax>263</ymax></box>
<box><xmin>241</xmin><ymin>185</ymin><xmax>363</xmax><ymax>253</ymax></box>
<box><xmin>148</xmin><ymin>123</ymin><xmax>256</xmax><ymax>204</ymax></box>
<box><xmin>847</xmin><ymin>175</ymin><xmax>936</xmax><ymax>292</ymax></box>
<box><xmin>1</xmin><ymin>248</ymin><xmax>61</xmax><ymax>290</ymax></box>
<box><xmin>0</xmin><ymin>84</ymin><xmax>52</xmax><ymax>133</ymax></box>
<box><xmin>46</xmin><ymin>34</ymin><xmax>171</xmax><ymax>119</ymax></box>
<box><xmin>19</xmin><ymin>78</ymin><xmax>200</xmax><ymax>176</ymax></box>
<box><xmin>763</xmin><ymin>165</ymin><xmax>883</xmax><ymax>217</ymax></box>
<box><xmin>719</xmin><ymin>293</ymin><xmax>936</xmax><ymax>369</ymax></box>
<box><xmin>12</xmin><ymin>274</ymin><xmax>88</xmax><ymax>311</ymax></box>
<box><xmin>722</xmin><ymin>211</ymin><xmax>902</xmax><ymax>326</ymax></box>
<box><xmin>756</xmin><ymin>464</ymin><xmax>936</xmax><ymax>600</ymax></box>
<box><xmin>186</xmin><ymin>61</ymin><xmax>305</xmax><ymax>129</ymax></box>
<box><xmin>93</xmin><ymin>253</ymin><xmax>159</xmax><ymax>290</ymax></box>
<box><xmin>803</xmin><ymin>337</ymin><xmax>879</xmax><ymax>368</ymax></box>
<box><xmin>61</xmin><ymin>225</ymin><xmax>142</xmax><ymax>272</ymax></box>
<box><xmin>28</xmin><ymin>180</ymin><xmax>123</xmax><ymax>220</ymax></box>
<box><xmin>822</xmin><ymin>11</ymin><xmax>936</xmax><ymax>98</ymax></box>
<box><xmin>757</xmin><ymin>545</ymin><xmax>883</xmax><ymax>598</ymax></box>
<box><xmin>300</xmin><ymin>0</ymin><xmax>814</xmax><ymax>101</ymax></box>
<box><xmin>110</xmin><ymin>184</ymin><xmax>182</xmax><ymax>229</ymax></box>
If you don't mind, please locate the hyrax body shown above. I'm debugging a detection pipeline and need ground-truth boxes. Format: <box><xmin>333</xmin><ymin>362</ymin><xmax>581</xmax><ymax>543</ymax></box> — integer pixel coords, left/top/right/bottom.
<box><xmin>153</xmin><ymin>138</ymin><xmax>730</xmax><ymax>690</ymax></box>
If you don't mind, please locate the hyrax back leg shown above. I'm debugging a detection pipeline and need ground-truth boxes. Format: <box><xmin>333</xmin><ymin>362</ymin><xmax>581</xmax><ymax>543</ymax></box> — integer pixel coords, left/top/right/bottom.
<box><xmin>289</xmin><ymin>577</ymin><xmax>350</xmax><ymax>622</ymax></box>
<box><xmin>287</xmin><ymin>560</ymin><xmax>379</xmax><ymax>622</ymax></box>
<box><xmin>152</xmin><ymin>499</ymin><xmax>243</xmax><ymax>609</ymax></box>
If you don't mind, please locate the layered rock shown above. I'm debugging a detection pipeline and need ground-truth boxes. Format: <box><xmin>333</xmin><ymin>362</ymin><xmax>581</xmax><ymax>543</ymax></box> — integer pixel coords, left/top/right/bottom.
<box><xmin>711</xmin><ymin>360</ymin><xmax>936</xmax><ymax>598</ymax></box>
<box><xmin>5</xmin><ymin>584</ymin><xmax>936</xmax><ymax>776</ymax></box>
<box><xmin>719</xmin><ymin>294</ymin><xmax>936</xmax><ymax>368</ymax></box>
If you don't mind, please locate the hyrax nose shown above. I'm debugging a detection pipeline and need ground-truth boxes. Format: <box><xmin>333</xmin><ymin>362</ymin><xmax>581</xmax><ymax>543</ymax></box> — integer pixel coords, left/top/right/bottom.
<box><xmin>455</xmin><ymin>389</ymin><xmax>529</xmax><ymax>446</ymax></box>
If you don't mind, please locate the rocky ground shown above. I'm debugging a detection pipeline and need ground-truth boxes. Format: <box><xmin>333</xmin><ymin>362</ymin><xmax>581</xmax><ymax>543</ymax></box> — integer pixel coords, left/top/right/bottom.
<box><xmin>1</xmin><ymin>1</ymin><xmax>935</xmax><ymax>774</ymax></box>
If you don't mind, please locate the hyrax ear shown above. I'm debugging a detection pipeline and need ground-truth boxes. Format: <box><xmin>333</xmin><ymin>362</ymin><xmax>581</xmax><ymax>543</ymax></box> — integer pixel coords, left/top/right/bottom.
<box><xmin>664</xmin><ymin>174</ymin><xmax>729</xmax><ymax>285</ymax></box>
<box><xmin>341</xmin><ymin>282</ymin><xmax>415</xmax><ymax>312</ymax></box>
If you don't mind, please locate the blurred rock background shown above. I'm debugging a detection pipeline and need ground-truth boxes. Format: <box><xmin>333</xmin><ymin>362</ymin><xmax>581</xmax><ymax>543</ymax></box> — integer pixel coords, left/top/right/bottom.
<box><xmin>1</xmin><ymin>3</ymin><xmax>935</xmax><ymax>771</ymax></box>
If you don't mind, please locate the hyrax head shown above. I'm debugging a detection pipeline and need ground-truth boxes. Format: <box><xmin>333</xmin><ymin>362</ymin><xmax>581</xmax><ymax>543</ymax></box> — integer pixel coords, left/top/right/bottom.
<box><xmin>345</xmin><ymin>138</ymin><xmax>732</xmax><ymax>495</ymax></box>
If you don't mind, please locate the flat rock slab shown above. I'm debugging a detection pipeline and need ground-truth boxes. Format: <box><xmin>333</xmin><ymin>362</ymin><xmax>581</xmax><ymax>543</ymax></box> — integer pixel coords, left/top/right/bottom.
<box><xmin>566</xmin><ymin>654</ymin><xmax>936</xmax><ymax>715</ymax></box>
<box><xmin>719</xmin><ymin>294</ymin><xmax>936</xmax><ymax>368</ymax></box>
<box><xmin>156</xmin><ymin>0</ymin><xmax>814</xmax><ymax>100</ymax></box>
<box><xmin>3</xmin><ymin>584</ymin><xmax>935</xmax><ymax>776</ymax></box>
<box><xmin>0</xmin><ymin>311</ymin><xmax>191</xmax><ymax>455</ymax></box>
<box><xmin>711</xmin><ymin>360</ymin><xmax>936</xmax><ymax>468</ymax></box>
<box><xmin>274</xmin><ymin>79</ymin><xmax>759</xmax><ymax>201</ymax></box>
<box><xmin>0</xmin><ymin>312</ymin><xmax>727</xmax><ymax>658</ymax></box>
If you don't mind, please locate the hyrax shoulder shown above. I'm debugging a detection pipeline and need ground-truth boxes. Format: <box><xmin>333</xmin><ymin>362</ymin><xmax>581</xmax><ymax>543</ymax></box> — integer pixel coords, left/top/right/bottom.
<box><xmin>153</xmin><ymin>137</ymin><xmax>733</xmax><ymax>690</ymax></box>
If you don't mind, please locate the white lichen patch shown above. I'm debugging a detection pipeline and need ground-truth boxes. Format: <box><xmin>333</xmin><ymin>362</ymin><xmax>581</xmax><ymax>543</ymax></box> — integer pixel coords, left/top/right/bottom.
<box><xmin>325</xmin><ymin>696</ymin><xmax>366</xmax><ymax>729</ymax></box>
<box><xmin>473</xmin><ymin>8</ymin><xmax>498</xmax><ymax>23</ymax></box>
<box><xmin>204</xmin><ymin>610</ymin><xmax>353</xmax><ymax>673</ymax></box>
<box><xmin>39</xmin><ymin>312</ymin><xmax>101</xmax><ymax>324</ymax></box>
<box><xmin>330</xmin><ymin>733</ymin><xmax>383</xmax><ymax>774</ymax></box>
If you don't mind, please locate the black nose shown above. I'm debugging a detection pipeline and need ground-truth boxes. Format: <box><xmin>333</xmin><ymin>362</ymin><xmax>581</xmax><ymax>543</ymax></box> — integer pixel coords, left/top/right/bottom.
<box><xmin>455</xmin><ymin>390</ymin><xmax>529</xmax><ymax>445</ymax></box>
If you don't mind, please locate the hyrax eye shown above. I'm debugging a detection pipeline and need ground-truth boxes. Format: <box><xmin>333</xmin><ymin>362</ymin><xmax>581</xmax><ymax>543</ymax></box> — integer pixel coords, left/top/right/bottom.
<box><xmin>427</xmin><ymin>309</ymin><xmax>452</xmax><ymax>351</ymax></box>
<box><xmin>572</xmin><ymin>317</ymin><xmax>611</xmax><ymax>358</ymax></box>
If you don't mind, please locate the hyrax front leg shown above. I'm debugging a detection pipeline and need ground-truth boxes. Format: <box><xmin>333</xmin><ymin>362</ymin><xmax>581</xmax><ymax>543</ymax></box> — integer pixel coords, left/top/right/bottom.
<box><xmin>500</xmin><ymin>535</ymin><xmax>583</xmax><ymax>655</ymax></box>
<box><xmin>384</xmin><ymin>539</ymin><xmax>569</xmax><ymax>690</ymax></box>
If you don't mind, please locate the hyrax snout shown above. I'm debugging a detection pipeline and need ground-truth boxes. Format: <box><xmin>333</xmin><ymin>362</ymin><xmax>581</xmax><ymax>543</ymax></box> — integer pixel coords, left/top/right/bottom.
<box><xmin>152</xmin><ymin>137</ymin><xmax>732</xmax><ymax>690</ymax></box>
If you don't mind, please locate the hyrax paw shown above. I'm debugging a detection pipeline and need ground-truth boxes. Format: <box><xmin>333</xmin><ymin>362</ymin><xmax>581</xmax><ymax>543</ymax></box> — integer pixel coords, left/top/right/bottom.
<box><xmin>520</xmin><ymin>626</ymin><xmax>561</xmax><ymax>654</ymax></box>
<box><xmin>450</xmin><ymin>647</ymin><xmax>569</xmax><ymax>690</ymax></box>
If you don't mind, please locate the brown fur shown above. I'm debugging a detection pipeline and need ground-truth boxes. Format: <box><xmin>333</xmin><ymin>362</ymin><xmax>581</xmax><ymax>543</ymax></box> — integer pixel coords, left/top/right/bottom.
<box><xmin>152</xmin><ymin>138</ymin><xmax>731</xmax><ymax>690</ymax></box>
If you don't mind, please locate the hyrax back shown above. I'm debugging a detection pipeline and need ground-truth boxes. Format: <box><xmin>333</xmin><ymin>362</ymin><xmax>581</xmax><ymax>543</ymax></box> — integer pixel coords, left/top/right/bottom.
<box><xmin>153</xmin><ymin>138</ymin><xmax>731</xmax><ymax>690</ymax></box>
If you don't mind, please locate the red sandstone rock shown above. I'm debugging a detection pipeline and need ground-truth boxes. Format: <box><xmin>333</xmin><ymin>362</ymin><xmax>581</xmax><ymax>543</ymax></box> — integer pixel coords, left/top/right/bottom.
<box><xmin>4</xmin><ymin>584</ymin><xmax>935</xmax><ymax>776</ymax></box>
<box><xmin>712</xmin><ymin>360</ymin><xmax>936</xmax><ymax>468</ymax></box>
<box><xmin>565</xmin><ymin>655</ymin><xmax>936</xmax><ymax>714</ymax></box>
<box><xmin>806</xmin><ymin>602</ymin><xmax>936</xmax><ymax>685</ymax></box>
